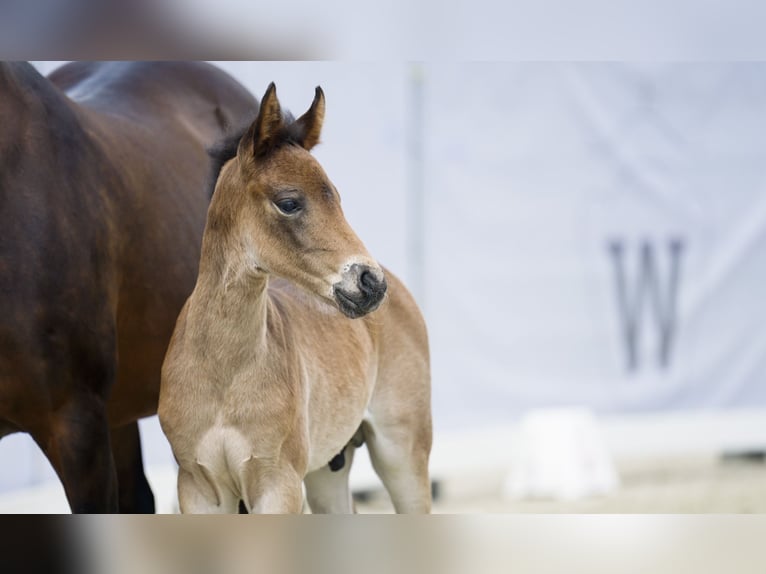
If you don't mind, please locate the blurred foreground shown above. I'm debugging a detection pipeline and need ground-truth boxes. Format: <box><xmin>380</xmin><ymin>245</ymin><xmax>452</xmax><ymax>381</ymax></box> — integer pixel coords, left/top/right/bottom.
<box><xmin>1</xmin><ymin>514</ymin><xmax>766</xmax><ymax>574</ymax></box>
<box><xmin>5</xmin><ymin>1</ymin><xmax>766</xmax><ymax>59</ymax></box>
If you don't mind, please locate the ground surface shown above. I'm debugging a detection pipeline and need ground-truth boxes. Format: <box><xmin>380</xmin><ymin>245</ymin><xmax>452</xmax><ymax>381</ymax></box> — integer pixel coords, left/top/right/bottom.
<box><xmin>0</xmin><ymin>453</ymin><xmax>763</xmax><ymax>513</ymax></box>
<box><xmin>354</xmin><ymin>455</ymin><xmax>766</xmax><ymax>513</ymax></box>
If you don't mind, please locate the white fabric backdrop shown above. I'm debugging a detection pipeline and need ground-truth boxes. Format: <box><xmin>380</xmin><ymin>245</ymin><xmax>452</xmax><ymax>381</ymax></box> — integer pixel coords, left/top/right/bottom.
<box><xmin>2</xmin><ymin>62</ymin><xmax>764</xmax><ymax>493</ymax></box>
<box><xmin>425</xmin><ymin>63</ymin><xmax>766</xmax><ymax>428</ymax></box>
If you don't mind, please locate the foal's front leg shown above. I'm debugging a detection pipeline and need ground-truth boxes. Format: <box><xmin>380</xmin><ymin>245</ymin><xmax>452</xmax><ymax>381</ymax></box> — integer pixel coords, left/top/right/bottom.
<box><xmin>248</xmin><ymin>483</ymin><xmax>304</xmax><ymax>513</ymax></box>
<box><xmin>242</xmin><ymin>462</ymin><xmax>305</xmax><ymax>514</ymax></box>
<box><xmin>178</xmin><ymin>467</ymin><xmax>239</xmax><ymax>514</ymax></box>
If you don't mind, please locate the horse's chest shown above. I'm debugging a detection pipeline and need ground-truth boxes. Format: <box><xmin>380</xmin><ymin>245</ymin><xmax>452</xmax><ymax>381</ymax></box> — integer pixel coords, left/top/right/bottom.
<box><xmin>177</xmin><ymin>331</ymin><xmax>375</xmax><ymax>477</ymax></box>
<box><xmin>195</xmin><ymin>424</ymin><xmax>253</xmax><ymax>477</ymax></box>
<box><xmin>192</xmin><ymin>412</ymin><xmax>296</xmax><ymax>486</ymax></box>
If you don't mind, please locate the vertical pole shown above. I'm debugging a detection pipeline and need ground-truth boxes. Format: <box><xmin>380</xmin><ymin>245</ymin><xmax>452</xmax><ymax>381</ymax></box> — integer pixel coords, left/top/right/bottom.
<box><xmin>407</xmin><ymin>62</ymin><xmax>426</xmax><ymax>312</ymax></box>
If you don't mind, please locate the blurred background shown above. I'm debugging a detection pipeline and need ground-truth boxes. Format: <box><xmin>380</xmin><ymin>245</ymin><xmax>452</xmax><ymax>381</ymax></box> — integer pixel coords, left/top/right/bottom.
<box><xmin>1</xmin><ymin>61</ymin><xmax>765</xmax><ymax>512</ymax></box>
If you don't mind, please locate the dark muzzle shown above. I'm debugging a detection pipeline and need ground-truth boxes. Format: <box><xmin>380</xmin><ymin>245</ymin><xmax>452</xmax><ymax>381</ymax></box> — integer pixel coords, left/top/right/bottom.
<box><xmin>333</xmin><ymin>263</ymin><xmax>387</xmax><ymax>318</ymax></box>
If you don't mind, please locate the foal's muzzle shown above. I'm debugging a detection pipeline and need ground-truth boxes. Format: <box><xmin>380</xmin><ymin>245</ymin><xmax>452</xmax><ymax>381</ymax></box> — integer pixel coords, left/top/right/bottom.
<box><xmin>333</xmin><ymin>264</ymin><xmax>387</xmax><ymax>318</ymax></box>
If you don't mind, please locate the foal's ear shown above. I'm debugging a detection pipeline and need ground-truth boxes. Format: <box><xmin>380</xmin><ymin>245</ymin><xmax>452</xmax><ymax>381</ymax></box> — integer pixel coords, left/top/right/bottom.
<box><xmin>293</xmin><ymin>86</ymin><xmax>325</xmax><ymax>151</ymax></box>
<box><xmin>240</xmin><ymin>82</ymin><xmax>283</xmax><ymax>158</ymax></box>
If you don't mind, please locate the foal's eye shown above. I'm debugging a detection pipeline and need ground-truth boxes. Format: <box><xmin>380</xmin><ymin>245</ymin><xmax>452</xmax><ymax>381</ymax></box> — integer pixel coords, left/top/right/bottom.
<box><xmin>275</xmin><ymin>198</ymin><xmax>302</xmax><ymax>215</ymax></box>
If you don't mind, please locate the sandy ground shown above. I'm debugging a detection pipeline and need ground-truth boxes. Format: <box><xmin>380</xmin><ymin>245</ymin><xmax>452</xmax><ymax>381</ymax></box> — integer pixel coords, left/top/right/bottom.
<box><xmin>0</xmin><ymin>452</ymin><xmax>762</xmax><ymax>513</ymax></box>
<box><xmin>354</xmin><ymin>455</ymin><xmax>766</xmax><ymax>513</ymax></box>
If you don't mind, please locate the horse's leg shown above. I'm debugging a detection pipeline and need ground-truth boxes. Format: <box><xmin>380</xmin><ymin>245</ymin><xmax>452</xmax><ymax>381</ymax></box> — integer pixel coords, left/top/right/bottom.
<box><xmin>39</xmin><ymin>394</ymin><xmax>119</xmax><ymax>513</ymax></box>
<box><xmin>177</xmin><ymin>467</ymin><xmax>238</xmax><ymax>514</ymax></box>
<box><xmin>363</xmin><ymin>416</ymin><xmax>432</xmax><ymax>514</ymax></box>
<box><xmin>304</xmin><ymin>445</ymin><xmax>356</xmax><ymax>514</ymax></box>
<box><xmin>111</xmin><ymin>421</ymin><xmax>155</xmax><ymax>513</ymax></box>
<box><xmin>248</xmin><ymin>481</ymin><xmax>304</xmax><ymax>514</ymax></box>
<box><xmin>242</xmin><ymin>463</ymin><xmax>304</xmax><ymax>514</ymax></box>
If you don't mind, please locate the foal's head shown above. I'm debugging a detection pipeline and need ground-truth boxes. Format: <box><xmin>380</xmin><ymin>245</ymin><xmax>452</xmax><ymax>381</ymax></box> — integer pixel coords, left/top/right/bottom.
<box><xmin>211</xmin><ymin>83</ymin><xmax>386</xmax><ymax>319</ymax></box>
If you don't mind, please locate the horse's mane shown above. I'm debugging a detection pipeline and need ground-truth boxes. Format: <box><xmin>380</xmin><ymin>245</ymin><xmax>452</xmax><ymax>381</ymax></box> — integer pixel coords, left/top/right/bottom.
<box><xmin>207</xmin><ymin>128</ymin><xmax>246</xmax><ymax>198</ymax></box>
<box><xmin>207</xmin><ymin>110</ymin><xmax>303</xmax><ymax>198</ymax></box>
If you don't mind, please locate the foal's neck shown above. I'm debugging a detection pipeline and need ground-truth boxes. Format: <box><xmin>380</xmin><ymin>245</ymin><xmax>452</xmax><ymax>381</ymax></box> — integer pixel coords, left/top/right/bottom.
<box><xmin>192</xmin><ymin>226</ymin><xmax>273</xmax><ymax>346</ymax></box>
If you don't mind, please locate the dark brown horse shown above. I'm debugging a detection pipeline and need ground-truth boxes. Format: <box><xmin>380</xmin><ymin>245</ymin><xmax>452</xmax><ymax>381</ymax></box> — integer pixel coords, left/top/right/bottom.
<box><xmin>0</xmin><ymin>62</ymin><xmax>257</xmax><ymax>512</ymax></box>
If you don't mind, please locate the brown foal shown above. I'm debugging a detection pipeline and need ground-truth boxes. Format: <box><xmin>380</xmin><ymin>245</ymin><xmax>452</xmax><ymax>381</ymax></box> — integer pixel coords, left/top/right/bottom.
<box><xmin>159</xmin><ymin>84</ymin><xmax>432</xmax><ymax>513</ymax></box>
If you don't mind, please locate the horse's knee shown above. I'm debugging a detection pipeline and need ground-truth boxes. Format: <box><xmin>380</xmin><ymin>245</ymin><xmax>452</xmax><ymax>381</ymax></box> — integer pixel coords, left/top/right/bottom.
<box><xmin>248</xmin><ymin>484</ymin><xmax>304</xmax><ymax>514</ymax></box>
<box><xmin>244</xmin><ymin>468</ymin><xmax>304</xmax><ymax>514</ymax></box>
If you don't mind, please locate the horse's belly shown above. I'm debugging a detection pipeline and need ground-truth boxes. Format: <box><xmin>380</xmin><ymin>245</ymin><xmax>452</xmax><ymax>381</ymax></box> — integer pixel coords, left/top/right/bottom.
<box><xmin>307</xmin><ymin>425</ymin><xmax>363</xmax><ymax>473</ymax></box>
<box><xmin>306</xmin><ymin>377</ymin><xmax>374</xmax><ymax>472</ymax></box>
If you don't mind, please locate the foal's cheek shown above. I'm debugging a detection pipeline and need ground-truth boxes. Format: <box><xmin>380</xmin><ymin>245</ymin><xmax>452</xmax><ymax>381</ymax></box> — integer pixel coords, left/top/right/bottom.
<box><xmin>275</xmin><ymin>216</ymin><xmax>310</xmax><ymax>253</ymax></box>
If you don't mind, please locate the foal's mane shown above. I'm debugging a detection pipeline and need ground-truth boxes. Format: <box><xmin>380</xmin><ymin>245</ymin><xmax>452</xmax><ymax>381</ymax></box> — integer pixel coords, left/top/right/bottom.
<box><xmin>207</xmin><ymin>109</ymin><xmax>304</xmax><ymax>198</ymax></box>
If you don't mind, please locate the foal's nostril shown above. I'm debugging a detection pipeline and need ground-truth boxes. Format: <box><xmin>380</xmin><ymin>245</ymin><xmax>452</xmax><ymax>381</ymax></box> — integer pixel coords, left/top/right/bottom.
<box><xmin>360</xmin><ymin>270</ymin><xmax>377</xmax><ymax>290</ymax></box>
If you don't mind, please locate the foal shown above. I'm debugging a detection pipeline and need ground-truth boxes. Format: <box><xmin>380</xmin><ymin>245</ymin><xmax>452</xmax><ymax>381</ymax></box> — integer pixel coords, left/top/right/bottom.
<box><xmin>159</xmin><ymin>84</ymin><xmax>432</xmax><ymax>513</ymax></box>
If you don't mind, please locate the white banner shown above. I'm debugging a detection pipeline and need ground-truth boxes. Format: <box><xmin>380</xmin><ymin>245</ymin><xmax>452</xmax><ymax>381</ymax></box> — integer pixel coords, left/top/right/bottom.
<box><xmin>425</xmin><ymin>63</ymin><xmax>766</xmax><ymax>428</ymax></box>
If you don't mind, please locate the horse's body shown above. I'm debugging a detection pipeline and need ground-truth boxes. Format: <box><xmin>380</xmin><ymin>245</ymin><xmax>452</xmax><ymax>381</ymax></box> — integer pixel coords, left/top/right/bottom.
<box><xmin>159</xmin><ymin>84</ymin><xmax>432</xmax><ymax>513</ymax></box>
<box><xmin>0</xmin><ymin>62</ymin><xmax>257</xmax><ymax>512</ymax></box>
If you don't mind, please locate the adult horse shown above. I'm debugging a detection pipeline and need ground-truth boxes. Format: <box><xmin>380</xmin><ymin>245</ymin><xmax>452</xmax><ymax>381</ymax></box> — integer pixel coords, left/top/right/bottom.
<box><xmin>0</xmin><ymin>62</ymin><xmax>257</xmax><ymax>512</ymax></box>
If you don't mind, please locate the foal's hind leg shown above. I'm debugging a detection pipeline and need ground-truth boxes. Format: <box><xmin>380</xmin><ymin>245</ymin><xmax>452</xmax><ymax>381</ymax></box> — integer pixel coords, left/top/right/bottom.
<box><xmin>111</xmin><ymin>421</ymin><xmax>155</xmax><ymax>513</ymax></box>
<box><xmin>363</xmin><ymin>416</ymin><xmax>432</xmax><ymax>514</ymax></box>
<box><xmin>304</xmin><ymin>445</ymin><xmax>357</xmax><ymax>514</ymax></box>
